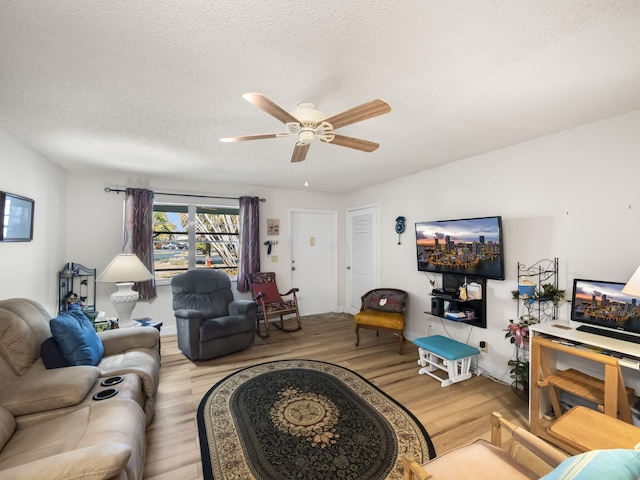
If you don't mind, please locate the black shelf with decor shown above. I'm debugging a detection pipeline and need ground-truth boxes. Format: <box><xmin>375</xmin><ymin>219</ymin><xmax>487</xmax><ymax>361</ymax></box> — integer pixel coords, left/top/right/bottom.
<box><xmin>429</xmin><ymin>273</ymin><xmax>487</xmax><ymax>328</ymax></box>
<box><xmin>58</xmin><ymin>262</ymin><xmax>97</xmax><ymax>317</ymax></box>
<box><xmin>509</xmin><ymin>257</ymin><xmax>561</xmax><ymax>398</ymax></box>
<box><xmin>515</xmin><ymin>258</ymin><xmax>560</xmax><ymax>323</ymax></box>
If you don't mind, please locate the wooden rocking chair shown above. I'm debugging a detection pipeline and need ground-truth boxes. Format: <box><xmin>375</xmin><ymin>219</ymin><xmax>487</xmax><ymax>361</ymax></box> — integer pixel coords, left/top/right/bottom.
<box><xmin>248</xmin><ymin>272</ymin><xmax>302</xmax><ymax>338</ymax></box>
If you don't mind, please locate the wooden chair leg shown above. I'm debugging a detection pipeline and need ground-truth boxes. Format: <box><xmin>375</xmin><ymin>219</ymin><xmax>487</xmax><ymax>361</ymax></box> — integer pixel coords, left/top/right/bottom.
<box><xmin>295</xmin><ymin>309</ymin><xmax>302</xmax><ymax>329</ymax></box>
<box><xmin>256</xmin><ymin>315</ymin><xmax>270</xmax><ymax>338</ymax></box>
<box><xmin>355</xmin><ymin>324</ymin><xmax>360</xmax><ymax>346</ymax></box>
<box><xmin>270</xmin><ymin>312</ymin><xmax>302</xmax><ymax>333</ymax></box>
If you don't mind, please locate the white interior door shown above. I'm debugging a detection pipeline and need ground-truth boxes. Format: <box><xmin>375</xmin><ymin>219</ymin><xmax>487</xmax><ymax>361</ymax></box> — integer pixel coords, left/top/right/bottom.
<box><xmin>346</xmin><ymin>205</ymin><xmax>378</xmax><ymax>315</ymax></box>
<box><xmin>290</xmin><ymin>209</ymin><xmax>337</xmax><ymax>315</ymax></box>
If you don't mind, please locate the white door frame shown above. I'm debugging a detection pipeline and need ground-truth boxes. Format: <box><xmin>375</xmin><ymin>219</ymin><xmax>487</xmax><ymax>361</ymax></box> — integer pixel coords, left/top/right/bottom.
<box><xmin>289</xmin><ymin>208</ymin><xmax>338</xmax><ymax>314</ymax></box>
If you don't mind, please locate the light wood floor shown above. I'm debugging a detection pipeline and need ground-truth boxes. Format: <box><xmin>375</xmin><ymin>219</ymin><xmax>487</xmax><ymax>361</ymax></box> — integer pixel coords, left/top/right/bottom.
<box><xmin>143</xmin><ymin>313</ymin><xmax>528</xmax><ymax>480</ymax></box>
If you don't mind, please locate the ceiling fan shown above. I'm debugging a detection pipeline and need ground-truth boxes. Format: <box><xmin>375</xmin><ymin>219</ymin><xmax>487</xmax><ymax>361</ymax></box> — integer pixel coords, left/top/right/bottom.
<box><xmin>220</xmin><ymin>93</ymin><xmax>391</xmax><ymax>163</ymax></box>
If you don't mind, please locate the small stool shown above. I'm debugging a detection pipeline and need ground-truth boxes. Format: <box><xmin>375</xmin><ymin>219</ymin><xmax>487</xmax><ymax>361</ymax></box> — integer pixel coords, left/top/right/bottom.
<box><xmin>413</xmin><ymin>335</ymin><xmax>480</xmax><ymax>387</ymax></box>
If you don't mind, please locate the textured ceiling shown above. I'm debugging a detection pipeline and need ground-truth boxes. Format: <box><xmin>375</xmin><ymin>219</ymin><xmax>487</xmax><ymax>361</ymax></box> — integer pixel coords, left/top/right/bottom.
<box><xmin>1</xmin><ymin>1</ymin><xmax>640</xmax><ymax>193</ymax></box>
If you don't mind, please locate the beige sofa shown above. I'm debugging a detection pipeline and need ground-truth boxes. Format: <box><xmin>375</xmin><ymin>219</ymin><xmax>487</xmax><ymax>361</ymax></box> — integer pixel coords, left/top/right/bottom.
<box><xmin>0</xmin><ymin>298</ymin><xmax>161</xmax><ymax>480</ymax></box>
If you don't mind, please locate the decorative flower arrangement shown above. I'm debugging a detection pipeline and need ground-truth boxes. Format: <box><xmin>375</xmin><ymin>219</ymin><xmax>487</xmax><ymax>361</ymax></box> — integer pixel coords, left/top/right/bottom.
<box><xmin>64</xmin><ymin>292</ymin><xmax>81</xmax><ymax>310</ymax></box>
<box><xmin>504</xmin><ymin>315</ymin><xmax>536</xmax><ymax>347</ymax></box>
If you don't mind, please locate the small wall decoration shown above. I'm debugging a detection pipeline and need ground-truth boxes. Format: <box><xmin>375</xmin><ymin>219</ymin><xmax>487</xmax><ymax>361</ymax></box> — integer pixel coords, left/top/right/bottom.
<box><xmin>0</xmin><ymin>191</ymin><xmax>34</xmax><ymax>242</ymax></box>
<box><xmin>267</xmin><ymin>218</ymin><xmax>280</xmax><ymax>236</ymax></box>
<box><xmin>395</xmin><ymin>216</ymin><xmax>406</xmax><ymax>244</ymax></box>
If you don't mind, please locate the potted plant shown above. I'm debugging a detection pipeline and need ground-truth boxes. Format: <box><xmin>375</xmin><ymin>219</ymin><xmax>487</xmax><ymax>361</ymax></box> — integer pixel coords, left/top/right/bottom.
<box><xmin>536</xmin><ymin>283</ymin><xmax>566</xmax><ymax>306</ymax></box>
<box><xmin>505</xmin><ymin>312</ymin><xmax>534</xmax><ymax>398</ymax></box>
<box><xmin>508</xmin><ymin>358</ymin><xmax>529</xmax><ymax>394</ymax></box>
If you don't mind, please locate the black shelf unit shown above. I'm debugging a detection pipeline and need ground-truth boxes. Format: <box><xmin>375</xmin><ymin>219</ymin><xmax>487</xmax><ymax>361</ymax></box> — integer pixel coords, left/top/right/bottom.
<box><xmin>516</xmin><ymin>258</ymin><xmax>559</xmax><ymax>322</ymax></box>
<box><xmin>429</xmin><ymin>273</ymin><xmax>487</xmax><ymax>328</ymax></box>
<box><xmin>58</xmin><ymin>262</ymin><xmax>96</xmax><ymax>314</ymax></box>
<box><xmin>511</xmin><ymin>258</ymin><xmax>560</xmax><ymax>398</ymax></box>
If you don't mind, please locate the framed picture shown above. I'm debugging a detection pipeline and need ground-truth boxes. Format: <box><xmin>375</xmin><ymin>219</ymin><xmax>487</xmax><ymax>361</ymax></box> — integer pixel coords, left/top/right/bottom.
<box><xmin>1</xmin><ymin>192</ymin><xmax>34</xmax><ymax>242</ymax></box>
<box><xmin>267</xmin><ymin>218</ymin><xmax>280</xmax><ymax>236</ymax></box>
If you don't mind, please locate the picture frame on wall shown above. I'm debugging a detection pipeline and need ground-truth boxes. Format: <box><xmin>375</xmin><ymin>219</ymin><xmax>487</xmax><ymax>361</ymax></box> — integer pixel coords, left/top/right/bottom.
<box><xmin>1</xmin><ymin>192</ymin><xmax>34</xmax><ymax>242</ymax></box>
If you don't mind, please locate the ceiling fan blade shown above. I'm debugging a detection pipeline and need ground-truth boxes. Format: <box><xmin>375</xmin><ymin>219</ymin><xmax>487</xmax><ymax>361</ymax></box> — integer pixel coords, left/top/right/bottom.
<box><xmin>242</xmin><ymin>93</ymin><xmax>299</xmax><ymax>124</ymax></box>
<box><xmin>291</xmin><ymin>143</ymin><xmax>310</xmax><ymax>163</ymax></box>
<box><xmin>322</xmin><ymin>99</ymin><xmax>391</xmax><ymax>130</ymax></box>
<box><xmin>325</xmin><ymin>134</ymin><xmax>380</xmax><ymax>152</ymax></box>
<box><xmin>220</xmin><ymin>133</ymin><xmax>284</xmax><ymax>142</ymax></box>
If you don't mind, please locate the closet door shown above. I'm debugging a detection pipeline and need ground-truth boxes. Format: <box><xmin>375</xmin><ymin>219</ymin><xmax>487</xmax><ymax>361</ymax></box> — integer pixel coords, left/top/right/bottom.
<box><xmin>346</xmin><ymin>205</ymin><xmax>378</xmax><ymax>315</ymax></box>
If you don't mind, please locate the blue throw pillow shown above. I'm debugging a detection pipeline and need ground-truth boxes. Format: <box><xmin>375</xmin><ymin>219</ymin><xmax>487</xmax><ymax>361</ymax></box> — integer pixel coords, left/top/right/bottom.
<box><xmin>40</xmin><ymin>337</ymin><xmax>71</xmax><ymax>369</ymax></box>
<box><xmin>50</xmin><ymin>310</ymin><xmax>104</xmax><ymax>366</ymax></box>
<box><xmin>541</xmin><ymin>449</ymin><xmax>640</xmax><ymax>480</ymax></box>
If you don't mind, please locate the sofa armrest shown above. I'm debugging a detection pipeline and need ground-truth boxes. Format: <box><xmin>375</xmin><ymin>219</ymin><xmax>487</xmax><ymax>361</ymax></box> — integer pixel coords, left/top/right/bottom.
<box><xmin>490</xmin><ymin>411</ymin><xmax>568</xmax><ymax>470</ymax></box>
<box><xmin>173</xmin><ymin>308</ymin><xmax>205</xmax><ymax>321</ymax></box>
<box><xmin>229</xmin><ymin>300</ymin><xmax>256</xmax><ymax>317</ymax></box>
<box><xmin>98</xmin><ymin>327</ymin><xmax>160</xmax><ymax>356</ymax></box>
<box><xmin>402</xmin><ymin>456</ymin><xmax>431</xmax><ymax>480</ymax></box>
<box><xmin>0</xmin><ymin>365</ymin><xmax>99</xmax><ymax>416</ymax></box>
<box><xmin>0</xmin><ymin>443</ymin><xmax>132</xmax><ymax>480</ymax></box>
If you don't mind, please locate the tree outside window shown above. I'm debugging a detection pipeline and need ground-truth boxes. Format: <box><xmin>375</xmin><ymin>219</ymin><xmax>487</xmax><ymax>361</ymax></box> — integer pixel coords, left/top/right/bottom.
<box><xmin>153</xmin><ymin>204</ymin><xmax>239</xmax><ymax>282</ymax></box>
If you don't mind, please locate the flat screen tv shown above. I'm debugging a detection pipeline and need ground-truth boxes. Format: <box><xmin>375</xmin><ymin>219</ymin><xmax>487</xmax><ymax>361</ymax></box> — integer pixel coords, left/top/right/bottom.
<box><xmin>415</xmin><ymin>216</ymin><xmax>504</xmax><ymax>280</ymax></box>
<box><xmin>570</xmin><ymin>278</ymin><xmax>640</xmax><ymax>335</ymax></box>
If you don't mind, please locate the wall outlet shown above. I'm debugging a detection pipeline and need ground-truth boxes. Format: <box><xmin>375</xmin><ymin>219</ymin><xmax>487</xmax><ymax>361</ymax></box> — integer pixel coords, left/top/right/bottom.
<box><xmin>478</xmin><ymin>341</ymin><xmax>488</xmax><ymax>353</ymax></box>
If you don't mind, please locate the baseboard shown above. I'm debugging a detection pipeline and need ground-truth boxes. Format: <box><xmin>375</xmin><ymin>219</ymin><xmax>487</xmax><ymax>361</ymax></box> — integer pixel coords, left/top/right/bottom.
<box><xmin>160</xmin><ymin>325</ymin><xmax>177</xmax><ymax>336</ymax></box>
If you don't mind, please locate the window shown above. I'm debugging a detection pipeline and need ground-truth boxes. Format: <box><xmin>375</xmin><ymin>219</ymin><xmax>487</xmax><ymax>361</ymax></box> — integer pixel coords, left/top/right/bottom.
<box><xmin>153</xmin><ymin>203</ymin><xmax>239</xmax><ymax>282</ymax></box>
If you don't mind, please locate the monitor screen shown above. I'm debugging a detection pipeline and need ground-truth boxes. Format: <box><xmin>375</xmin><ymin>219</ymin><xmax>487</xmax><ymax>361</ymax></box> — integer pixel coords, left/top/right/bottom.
<box><xmin>570</xmin><ymin>278</ymin><xmax>640</xmax><ymax>335</ymax></box>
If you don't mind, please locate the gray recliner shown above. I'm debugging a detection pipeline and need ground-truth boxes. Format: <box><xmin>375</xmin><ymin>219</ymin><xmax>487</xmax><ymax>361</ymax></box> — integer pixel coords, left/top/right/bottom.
<box><xmin>171</xmin><ymin>269</ymin><xmax>256</xmax><ymax>361</ymax></box>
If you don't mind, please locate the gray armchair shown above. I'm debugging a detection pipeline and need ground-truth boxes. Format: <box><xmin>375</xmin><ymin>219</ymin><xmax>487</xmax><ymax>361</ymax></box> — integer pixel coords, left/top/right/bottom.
<box><xmin>171</xmin><ymin>269</ymin><xmax>256</xmax><ymax>361</ymax></box>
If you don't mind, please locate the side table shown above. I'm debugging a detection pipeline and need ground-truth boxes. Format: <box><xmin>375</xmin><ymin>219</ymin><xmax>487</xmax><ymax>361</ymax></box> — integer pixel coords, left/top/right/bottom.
<box><xmin>134</xmin><ymin>317</ymin><xmax>163</xmax><ymax>332</ymax></box>
<box><xmin>134</xmin><ymin>318</ymin><xmax>163</xmax><ymax>356</ymax></box>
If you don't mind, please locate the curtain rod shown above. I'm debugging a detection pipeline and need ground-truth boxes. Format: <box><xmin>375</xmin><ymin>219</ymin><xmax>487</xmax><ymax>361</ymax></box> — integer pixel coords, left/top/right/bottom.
<box><xmin>104</xmin><ymin>187</ymin><xmax>265</xmax><ymax>202</ymax></box>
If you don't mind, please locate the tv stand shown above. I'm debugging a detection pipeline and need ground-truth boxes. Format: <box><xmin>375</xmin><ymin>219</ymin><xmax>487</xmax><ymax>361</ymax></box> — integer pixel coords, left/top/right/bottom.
<box><xmin>428</xmin><ymin>274</ymin><xmax>486</xmax><ymax>328</ymax></box>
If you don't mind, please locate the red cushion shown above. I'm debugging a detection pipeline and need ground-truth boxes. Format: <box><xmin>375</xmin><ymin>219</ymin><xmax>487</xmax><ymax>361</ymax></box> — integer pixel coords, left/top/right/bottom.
<box><xmin>251</xmin><ymin>282</ymin><xmax>281</xmax><ymax>303</ymax></box>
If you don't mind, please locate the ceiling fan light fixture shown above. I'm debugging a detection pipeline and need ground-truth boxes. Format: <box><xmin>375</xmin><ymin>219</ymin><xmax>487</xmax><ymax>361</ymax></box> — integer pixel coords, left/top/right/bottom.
<box><xmin>291</xmin><ymin>103</ymin><xmax>326</xmax><ymax>123</ymax></box>
<box><xmin>298</xmin><ymin>130</ymin><xmax>315</xmax><ymax>145</ymax></box>
<box><xmin>225</xmin><ymin>93</ymin><xmax>391</xmax><ymax>163</ymax></box>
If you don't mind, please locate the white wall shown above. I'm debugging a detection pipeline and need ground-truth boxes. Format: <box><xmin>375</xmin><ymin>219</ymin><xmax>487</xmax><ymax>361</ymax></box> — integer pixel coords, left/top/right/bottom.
<box><xmin>345</xmin><ymin>109</ymin><xmax>640</xmax><ymax>383</ymax></box>
<box><xmin>64</xmin><ymin>173</ymin><xmax>346</xmax><ymax>334</ymax></box>
<box><xmin>0</xmin><ymin>130</ymin><xmax>68</xmax><ymax>311</ymax></box>
<box><xmin>3</xmin><ymin>109</ymin><xmax>639</xmax><ymax>386</ymax></box>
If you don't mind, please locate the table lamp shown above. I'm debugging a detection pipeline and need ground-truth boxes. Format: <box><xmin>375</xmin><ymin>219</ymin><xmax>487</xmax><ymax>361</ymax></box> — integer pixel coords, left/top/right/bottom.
<box><xmin>97</xmin><ymin>253</ymin><xmax>153</xmax><ymax>328</ymax></box>
<box><xmin>622</xmin><ymin>265</ymin><xmax>640</xmax><ymax>297</ymax></box>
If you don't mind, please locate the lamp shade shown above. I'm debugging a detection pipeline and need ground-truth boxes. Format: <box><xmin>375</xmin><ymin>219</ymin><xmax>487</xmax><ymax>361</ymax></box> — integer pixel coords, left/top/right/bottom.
<box><xmin>97</xmin><ymin>253</ymin><xmax>153</xmax><ymax>283</ymax></box>
<box><xmin>622</xmin><ymin>265</ymin><xmax>640</xmax><ymax>297</ymax></box>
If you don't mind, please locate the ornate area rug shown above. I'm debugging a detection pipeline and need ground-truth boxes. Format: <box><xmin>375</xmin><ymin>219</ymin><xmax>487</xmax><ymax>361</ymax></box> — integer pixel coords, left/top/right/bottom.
<box><xmin>197</xmin><ymin>359</ymin><xmax>435</xmax><ymax>480</ymax></box>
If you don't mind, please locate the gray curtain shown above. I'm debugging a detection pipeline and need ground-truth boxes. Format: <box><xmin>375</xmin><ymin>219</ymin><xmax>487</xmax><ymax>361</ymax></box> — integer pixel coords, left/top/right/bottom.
<box><xmin>123</xmin><ymin>188</ymin><xmax>157</xmax><ymax>300</ymax></box>
<box><xmin>237</xmin><ymin>196</ymin><xmax>260</xmax><ymax>292</ymax></box>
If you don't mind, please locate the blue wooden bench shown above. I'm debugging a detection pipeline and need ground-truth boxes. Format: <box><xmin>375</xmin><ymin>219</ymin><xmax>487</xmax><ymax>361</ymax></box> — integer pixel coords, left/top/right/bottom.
<box><xmin>413</xmin><ymin>335</ymin><xmax>480</xmax><ymax>387</ymax></box>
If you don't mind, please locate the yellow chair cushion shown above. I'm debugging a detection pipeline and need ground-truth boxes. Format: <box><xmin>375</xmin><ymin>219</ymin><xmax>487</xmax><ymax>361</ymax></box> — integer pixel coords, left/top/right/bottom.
<box><xmin>354</xmin><ymin>310</ymin><xmax>404</xmax><ymax>330</ymax></box>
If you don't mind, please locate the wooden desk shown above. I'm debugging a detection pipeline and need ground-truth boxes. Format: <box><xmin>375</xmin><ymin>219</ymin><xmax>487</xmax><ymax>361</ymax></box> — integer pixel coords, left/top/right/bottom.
<box><xmin>528</xmin><ymin>333</ymin><xmax>636</xmax><ymax>452</ymax></box>
<box><xmin>548</xmin><ymin>406</ymin><xmax>640</xmax><ymax>454</ymax></box>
